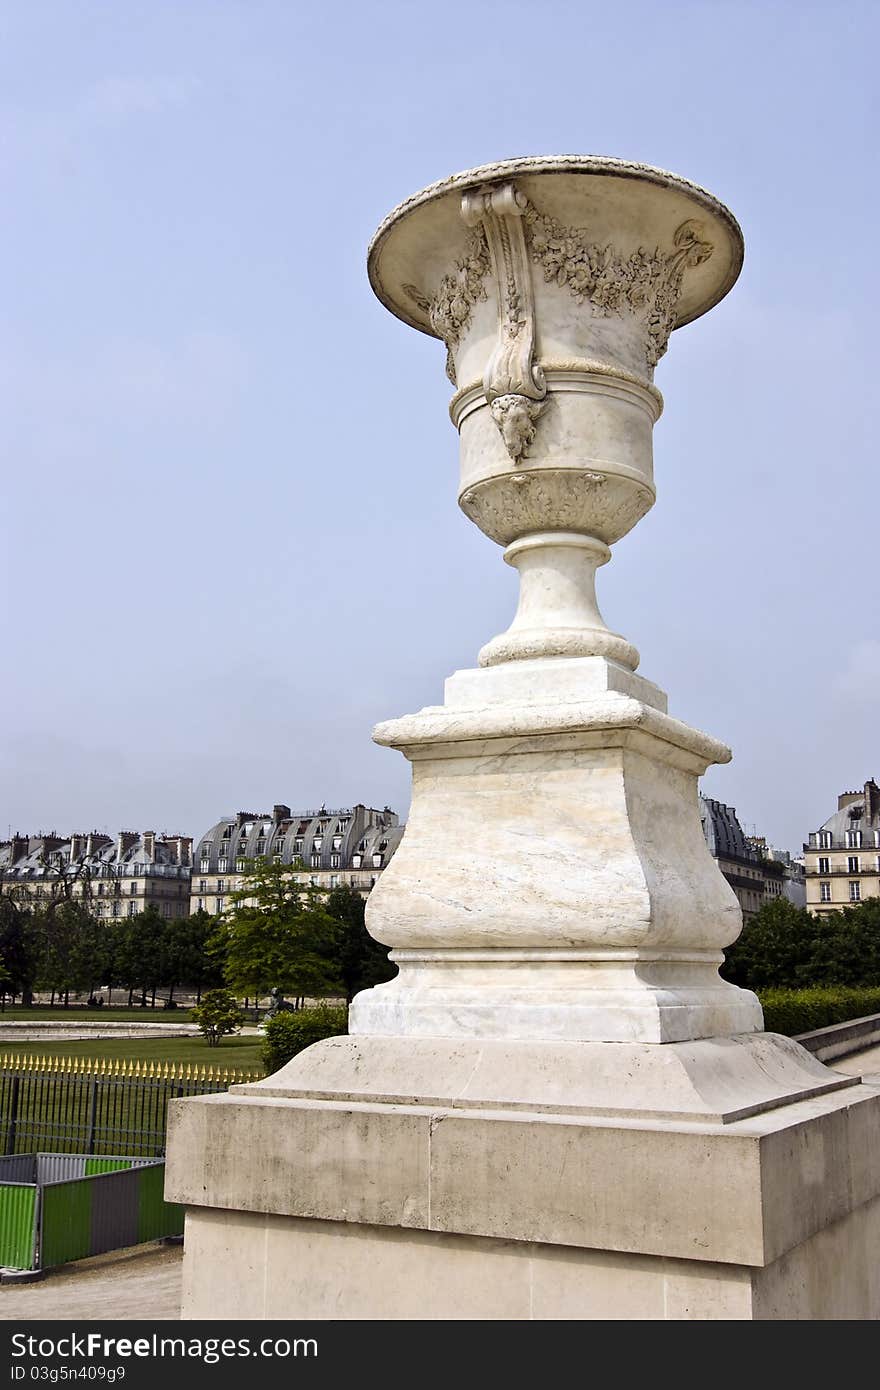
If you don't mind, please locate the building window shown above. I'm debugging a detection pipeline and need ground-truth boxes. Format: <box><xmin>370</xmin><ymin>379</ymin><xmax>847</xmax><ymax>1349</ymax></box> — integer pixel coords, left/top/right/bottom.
<box><xmin>128</xmin><ymin>902</ymin><xmax>137</xmax><ymax>916</ymax></box>
<box><xmin>330</xmin><ymin>854</ymin><xmax>340</xmax><ymax>869</ymax></box>
<box><xmin>850</xmin><ymin>881</ymin><xmax>861</xmax><ymax>903</ymax></box>
<box><xmin>256</xmin><ymin>841</ymin><xmax>265</xmax><ymax>856</ymax></box>
<box><xmin>311</xmin><ymin>854</ymin><xmax>321</xmax><ymax>869</ymax></box>
<box><xmin>200</xmin><ymin>860</ymin><xmax>210</xmax><ymax>873</ymax></box>
<box><xmin>197</xmin><ymin>898</ymin><xmax>204</xmax><ymax>911</ymax></box>
<box><xmin>332</xmin><ymin>836</ymin><xmax>342</xmax><ymax>852</ymax></box>
<box><xmin>372</xmin><ymin>853</ymin><xmax>382</xmax><ymax>869</ymax></box>
<box><xmin>309</xmin><ymin>876</ymin><xmax>318</xmax><ymax>887</ymax></box>
<box><xmin>216</xmin><ymin>898</ymin><xmax>224</xmax><ymax>913</ymax></box>
<box><xmin>819</xmin><ymin>832</ymin><xmax>832</xmax><ymax>849</ymax></box>
<box><xmin>820</xmin><ymin>882</ymin><xmax>832</xmax><ymax>903</ymax></box>
<box><xmin>112</xmin><ymin>903</ymin><xmax>120</xmax><ymax>917</ymax></box>
<box><xmin>352</xmin><ymin>853</ymin><xmax>362</xmax><ymax>869</ymax></box>
<box><xmin>818</xmin><ymin>857</ymin><xmax>829</xmax><ymax>875</ymax></box>
<box><xmin>293</xmin><ymin>838</ymin><xmax>303</xmax><ymax>854</ymax></box>
<box><xmin>330</xmin><ymin>875</ymin><xmax>339</xmax><ymax>888</ymax></box>
<box><xmin>199</xmin><ymin>879</ymin><xmax>207</xmax><ymax>894</ymax></box>
<box><xmin>97</xmin><ymin>883</ymin><xmax>105</xmax><ymax>897</ymax></box>
<box><xmin>218</xmin><ymin>858</ymin><xmax>228</xmax><ymax>873</ymax></box>
<box><xmin>846</xmin><ymin>831</ymin><xmax>862</xmax><ymax>849</ymax></box>
<box><xmin>217</xmin><ymin>880</ymin><xmax>225</xmax><ymax>894</ymax></box>
<box><xmin>848</xmin><ymin>856</ymin><xmax>860</xmax><ymax>875</ymax></box>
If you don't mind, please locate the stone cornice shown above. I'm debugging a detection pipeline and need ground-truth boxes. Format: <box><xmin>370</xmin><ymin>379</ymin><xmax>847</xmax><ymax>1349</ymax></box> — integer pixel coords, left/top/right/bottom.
<box><xmin>373</xmin><ymin>693</ymin><xmax>731</xmax><ymax>769</ymax></box>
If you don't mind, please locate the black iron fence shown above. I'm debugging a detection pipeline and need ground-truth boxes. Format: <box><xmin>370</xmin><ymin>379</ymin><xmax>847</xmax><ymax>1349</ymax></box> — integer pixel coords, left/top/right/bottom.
<box><xmin>0</xmin><ymin>1056</ymin><xmax>262</xmax><ymax>1158</ymax></box>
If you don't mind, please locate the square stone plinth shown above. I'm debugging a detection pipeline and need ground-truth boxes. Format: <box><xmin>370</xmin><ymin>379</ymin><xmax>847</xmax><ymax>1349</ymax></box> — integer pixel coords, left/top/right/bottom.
<box><xmin>166</xmin><ymin>1065</ymin><xmax>880</xmax><ymax>1320</ymax></box>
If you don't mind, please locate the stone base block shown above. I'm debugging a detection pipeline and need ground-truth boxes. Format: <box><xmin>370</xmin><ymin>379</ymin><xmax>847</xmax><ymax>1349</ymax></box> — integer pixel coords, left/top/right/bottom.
<box><xmin>179</xmin><ymin>1196</ymin><xmax>880</xmax><ymax>1321</ymax></box>
<box><xmin>165</xmin><ymin>1035</ymin><xmax>880</xmax><ymax>1321</ymax></box>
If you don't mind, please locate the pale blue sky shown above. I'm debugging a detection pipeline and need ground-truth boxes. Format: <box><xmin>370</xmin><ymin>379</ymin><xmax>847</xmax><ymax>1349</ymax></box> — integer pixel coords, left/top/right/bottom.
<box><xmin>1</xmin><ymin>1</ymin><xmax>877</xmax><ymax>852</ymax></box>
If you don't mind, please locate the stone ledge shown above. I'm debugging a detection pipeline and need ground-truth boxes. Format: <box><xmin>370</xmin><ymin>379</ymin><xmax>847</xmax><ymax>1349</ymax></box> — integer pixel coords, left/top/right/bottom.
<box><xmin>165</xmin><ymin>1071</ymin><xmax>880</xmax><ymax>1269</ymax></box>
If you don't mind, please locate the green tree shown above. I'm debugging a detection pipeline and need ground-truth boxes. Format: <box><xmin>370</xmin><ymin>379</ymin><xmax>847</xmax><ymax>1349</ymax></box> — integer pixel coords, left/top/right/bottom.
<box><xmin>219</xmin><ymin>858</ymin><xmax>343</xmax><ymax>1003</ymax></box>
<box><xmin>191</xmin><ymin>988</ymin><xmax>244</xmax><ymax>1046</ymax></box>
<box><xmin>323</xmin><ymin>884</ymin><xmax>397</xmax><ymax>1003</ymax></box>
<box><xmin>33</xmin><ymin>901</ymin><xmax>97</xmax><ymax>1005</ymax></box>
<box><xmin>0</xmin><ymin>897</ymin><xmax>38</xmax><ymax>1005</ymax></box>
<box><xmin>722</xmin><ymin>896</ymin><xmax>880</xmax><ymax>992</ymax></box>
<box><xmin>112</xmin><ymin>906</ymin><xmax>168</xmax><ymax>1007</ymax></box>
<box><xmin>169</xmin><ymin>909</ymin><xmax>226</xmax><ymax>1004</ymax></box>
<box><xmin>721</xmin><ymin>897</ymin><xmax>815</xmax><ymax>990</ymax></box>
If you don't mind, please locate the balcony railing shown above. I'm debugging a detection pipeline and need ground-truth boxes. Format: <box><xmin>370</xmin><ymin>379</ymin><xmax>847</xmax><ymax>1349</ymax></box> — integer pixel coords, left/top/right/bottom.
<box><xmin>805</xmin><ymin>865</ymin><xmax>880</xmax><ymax>878</ymax></box>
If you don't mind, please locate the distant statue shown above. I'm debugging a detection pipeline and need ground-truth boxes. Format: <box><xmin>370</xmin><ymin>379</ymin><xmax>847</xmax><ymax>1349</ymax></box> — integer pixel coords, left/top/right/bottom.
<box><xmin>266</xmin><ymin>987</ymin><xmax>296</xmax><ymax>1017</ymax></box>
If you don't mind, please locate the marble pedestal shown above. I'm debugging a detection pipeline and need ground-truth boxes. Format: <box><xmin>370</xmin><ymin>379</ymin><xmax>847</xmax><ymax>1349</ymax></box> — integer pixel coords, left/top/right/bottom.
<box><xmin>165</xmin><ymin>657</ymin><xmax>880</xmax><ymax>1320</ymax></box>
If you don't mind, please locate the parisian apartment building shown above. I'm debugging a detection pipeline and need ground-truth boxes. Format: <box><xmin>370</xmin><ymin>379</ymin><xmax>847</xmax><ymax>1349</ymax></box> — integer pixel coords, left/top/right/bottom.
<box><xmin>0</xmin><ymin>830</ymin><xmax>193</xmax><ymax>919</ymax></box>
<box><xmin>699</xmin><ymin>795</ymin><xmax>804</xmax><ymax>917</ymax></box>
<box><xmin>190</xmin><ymin>802</ymin><xmax>404</xmax><ymax>916</ymax></box>
<box><xmin>804</xmin><ymin>778</ymin><xmax>880</xmax><ymax>916</ymax></box>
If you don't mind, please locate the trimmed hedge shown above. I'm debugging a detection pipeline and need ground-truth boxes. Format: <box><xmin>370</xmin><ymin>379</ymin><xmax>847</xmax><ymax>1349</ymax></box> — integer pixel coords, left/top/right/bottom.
<box><xmin>758</xmin><ymin>987</ymin><xmax>880</xmax><ymax>1037</ymax></box>
<box><xmin>261</xmin><ymin>1003</ymin><xmax>348</xmax><ymax>1074</ymax></box>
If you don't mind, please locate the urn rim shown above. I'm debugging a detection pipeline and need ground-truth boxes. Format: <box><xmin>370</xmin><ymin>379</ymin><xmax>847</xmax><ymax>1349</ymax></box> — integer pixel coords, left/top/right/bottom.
<box><xmin>368</xmin><ymin>153</ymin><xmax>744</xmax><ymax>341</ymax></box>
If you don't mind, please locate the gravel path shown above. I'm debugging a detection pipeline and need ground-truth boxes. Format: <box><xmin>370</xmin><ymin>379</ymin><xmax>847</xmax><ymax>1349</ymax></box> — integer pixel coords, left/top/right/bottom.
<box><xmin>0</xmin><ymin>1243</ymin><xmax>182</xmax><ymax>1321</ymax></box>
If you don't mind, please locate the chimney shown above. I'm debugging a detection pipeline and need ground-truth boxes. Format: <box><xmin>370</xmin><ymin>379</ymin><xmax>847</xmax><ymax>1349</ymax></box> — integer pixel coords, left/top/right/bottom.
<box><xmin>11</xmin><ymin>834</ymin><xmax>28</xmax><ymax>865</ymax></box>
<box><xmin>176</xmin><ymin>836</ymin><xmax>192</xmax><ymax>866</ymax></box>
<box><xmin>273</xmin><ymin>804</ymin><xmax>291</xmax><ymax>825</ymax></box>
<box><xmin>116</xmin><ymin>831</ymin><xmax>138</xmax><ymax>860</ymax></box>
<box><xmin>70</xmin><ymin>834</ymin><xmax>85</xmax><ymax>862</ymax></box>
<box><xmin>143</xmin><ymin>831</ymin><xmax>156</xmax><ymax>864</ymax></box>
<box><xmin>865</xmin><ymin>779</ymin><xmax>880</xmax><ymax>825</ymax></box>
<box><xmin>838</xmin><ymin>791</ymin><xmax>862</xmax><ymax>811</ymax></box>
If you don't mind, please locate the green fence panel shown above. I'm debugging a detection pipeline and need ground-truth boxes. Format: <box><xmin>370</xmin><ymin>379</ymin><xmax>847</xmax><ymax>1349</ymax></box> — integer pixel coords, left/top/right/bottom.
<box><xmin>0</xmin><ymin>1185</ymin><xmax>37</xmax><ymax>1269</ymax></box>
<box><xmin>84</xmin><ymin>1158</ymin><xmax>132</xmax><ymax>1177</ymax></box>
<box><xmin>40</xmin><ymin>1179</ymin><xmax>92</xmax><ymax>1269</ymax></box>
<box><xmin>137</xmin><ymin>1164</ymin><xmax>183</xmax><ymax>1243</ymax></box>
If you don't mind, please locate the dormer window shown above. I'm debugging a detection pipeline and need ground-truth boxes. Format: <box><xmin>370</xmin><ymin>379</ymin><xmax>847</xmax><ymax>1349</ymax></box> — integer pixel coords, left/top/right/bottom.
<box><xmin>352</xmin><ymin>854</ymin><xmax>362</xmax><ymax>869</ymax></box>
<box><xmin>372</xmin><ymin>853</ymin><xmax>383</xmax><ymax>869</ymax></box>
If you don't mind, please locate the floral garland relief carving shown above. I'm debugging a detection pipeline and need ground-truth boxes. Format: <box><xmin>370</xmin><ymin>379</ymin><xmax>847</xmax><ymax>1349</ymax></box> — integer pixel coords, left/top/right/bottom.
<box><xmin>523</xmin><ymin>207</ymin><xmax>714</xmax><ymax>367</ymax></box>
<box><xmin>405</xmin><ymin>201</ymin><xmax>713</xmax><ymax>389</ymax></box>
<box><xmin>404</xmin><ymin>229</ymin><xmax>491</xmax><ymax>385</ymax></box>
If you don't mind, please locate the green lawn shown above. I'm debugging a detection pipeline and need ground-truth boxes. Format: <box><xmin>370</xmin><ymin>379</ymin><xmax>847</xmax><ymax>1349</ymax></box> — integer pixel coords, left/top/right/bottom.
<box><xmin>0</xmin><ymin>1034</ymin><xmax>265</xmax><ymax>1073</ymax></box>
